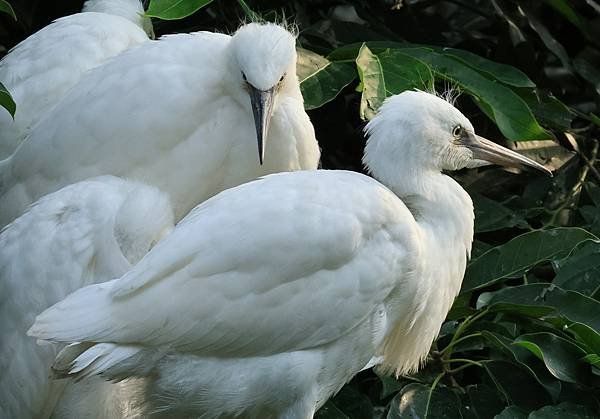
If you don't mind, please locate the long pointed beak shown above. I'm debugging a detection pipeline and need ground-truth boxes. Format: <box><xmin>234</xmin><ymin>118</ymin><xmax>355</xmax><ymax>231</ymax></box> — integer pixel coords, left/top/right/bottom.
<box><xmin>248</xmin><ymin>85</ymin><xmax>276</xmax><ymax>165</ymax></box>
<box><xmin>462</xmin><ymin>131</ymin><xmax>552</xmax><ymax>177</ymax></box>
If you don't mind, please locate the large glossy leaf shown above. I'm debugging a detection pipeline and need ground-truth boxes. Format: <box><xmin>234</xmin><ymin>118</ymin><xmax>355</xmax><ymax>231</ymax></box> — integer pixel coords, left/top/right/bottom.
<box><xmin>528</xmin><ymin>402</ymin><xmax>598</xmax><ymax>418</ymax></box>
<box><xmin>521</xmin><ymin>3</ymin><xmax>572</xmax><ymax>71</ymax></box>
<box><xmin>472</xmin><ymin>194</ymin><xmax>529</xmax><ymax>233</ymax></box>
<box><xmin>398</xmin><ymin>48</ymin><xmax>550</xmax><ymax>141</ymax></box>
<box><xmin>494</xmin><ymin>406</ymin><xmax>528</xmax><ymax>419</ymax></box>
<box><xmin>517</xmin><ymin>89</ymin><xmax>574</xmax><ymax>131</ymax></box>
<box><xmin>482</xmin><ymin>331</ymin><xmax>561</xmax><ymax>399</ymax></box>
<box><xmin>377</xmin><ymin>50</ymin><xmax>434</xmax><ymax>94</ymax></box>
<box><xmin>0</xmin><ymin>82</ymin><xmax>15</xmax><ymax>118</ymax></box>
<box><xmin>297</xmin><ymin>48</ymin><xmax>356</xmax><ymax>110</ymax></box>
<box><xmin>461</xmin><ymin>228</ymin><xmax>597</xmax><ymax>293</ymax></box>
<box><xmin>564</xmin><ymin>322</ymin><xmax>600</xmax><ymax>354</ymax></box>
<box><xmin>480</xmin><ymin>284</ymin><xmax>600</xmax><ymax>332</ymax></box>
<box><xmin>330</xmin><ymin>42</ymin><xmax>551</xmax><ymax>139</ymax></box>
<box><xmin>387</xmin><ymin>383</ymin><xmax>461</xmax><ymax>418</ymax></box>
<box><xmin>514</xmin><ymin>333</ymin><xmax>589</xmax><ymax>383</ymax></box>
<box><xmin>465</xmin><ymin>384</ymin><xmax>511</xmax><ymax>419</ymax></box>
<box><xmin>315</xmin><ymin>401</ymin><xmax>350</xmax><ymax>419</ymax></box>
<box><xmin>439</xmin><ymin>48</ymin><xmax>535</xmax><ymax>88</ymax></box>
<box><xmin>145</xmin><ymin>0</ymin><xmax>213</xmax><ymax>20</ymax></box>
<box><xmin>484</xmin><ymin>360</ymin><xmax>552</xmax><ymax>409</ymax></box>
<box><xmin>0</xmin><ymin>0</ymin><xmax>15</xmax><ymax>20</ymax></box>
<box><xmin>553</xmin><ymin>242</ymin><xmax>600</xmax><ymax>296</ymax></box>
<box><xmin>355</xmin><ymin>44</ymin><xmax>385</xmax><ymax>120</ymax></box>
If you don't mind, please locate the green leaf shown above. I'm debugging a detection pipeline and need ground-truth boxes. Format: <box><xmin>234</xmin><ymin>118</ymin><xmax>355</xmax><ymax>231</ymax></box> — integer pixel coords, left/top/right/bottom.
<box><xmin>387</xmin><ymin>383</ymin><xmax>461</xmax><ymax>418</ymax></box>
<box><xmin>564</xmin><ymin>322</ymin><xmax>600</xmax><ymax>354</ymax></box>
<box><xmin>482</xmin><ymin>331</ymin><xmax>561</xmax><ymax>399</ymax></box>
<box><xmin>514</xmin><ymin>333</ymin><xmax>589</xmax><ymax>383</ymax></box>
<box><xmin>398</xmin><ymin>48</ymin><xmax>551</xmax><ymax>141</ymax></box>
<box><xmin>379</xmin><ymin>375</ymin><xmax>404</xmax><ymax>399</ymax></box>
<box><xmin>297</xmin><ymin>48</ymin><xmax>356</xmax><ymax>110</ymax></box>
<box><xmin>328</xmin><ymin>385</ymin><xmax>373</xmax><ymax>419</ymax></box>
<box><xmin>517</xmin><ymin>89</ymin><xmax>573</xmax><ymax>131</ymax></box>
<box><xmin>465</xmin><ymin>384</ymin><xmax>508</xmax><ymax>419</ymax></box>
<box><xmin>377</xmin><ymin>50</ymin><xmax>434</xmax><ymax>95</ymax></box>
<box><xmin>472</xmin><ymin>194</ymin><xmax>529</xmax><ymax>233</ymax></box>
<box><xmin>440</xmin><ymin>48</ymin><xmax>535</xmax><ymax>88</ymax></box>
<box><xmin>315</xmin><ymin>401</ymin><xmax>350</xmax><ymax>419</ymax></box>
<box><xmin>237</xmin><ymin>0</ymin><xmax>259</xmax><ymax>21</ymax></box>
<box><xmin>543</xmin><ymin>0</ymin><xmax>585</xmax><ymax>31</ymax></box>
<box><xmin>494</xmin><ymin>406</ymin><xmax>529</xmax><ymax>419</ymax></box>
<box><xmin>355</xmin><ymin>44</ymin><xmax>385</xmax><ymax>120</ymax></box>
<box><xmin>0</xmin><ymin>0</ymin><xmax>15</xmax><ymax>20</ymax></box>
<box><xmin>461</xmin><ymin>228</ymin><xmax>597</xmax><ymax>294</ymax></box>
<box><xmin>582</xmin><ymin>354</ymin><xmax>600</xmax><ymax>367</ymax></box>
<box><xmin>480</xmin><ymin>284</ymin><xmax>600</xmax><ymax>332</ymax></box>
<box><xmin>484</xmin><ymin>360</ymin><xmax>552</xmax><ymax>409</ymax></box>
<box><xmin>553</xmin><ymin>242</ymin><xmax>600</xmax><ymax>296</ymax></box>
<box><xmin>521</xmin><ymin>3</ymin><xmax>572</xmax><ymax>71</ymax></box>
<box><xmin>0</xmin><ymin>82</ymin><xmax>16</xmax><ymax>118</ymax></box>
<box><xmin>528</xmin><ymin>402</ymin><xmax>598</xmax><ymax>419</ymax></box>
<box><xmin>145</xmin><ymin>0</ymin><xmax>213</xmax><ymax>20</ymax></box>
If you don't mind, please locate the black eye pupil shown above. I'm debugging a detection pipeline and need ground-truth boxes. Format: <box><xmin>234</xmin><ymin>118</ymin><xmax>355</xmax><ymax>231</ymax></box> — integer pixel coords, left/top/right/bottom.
<box><xmin>280</xmin><ymin>75</ymin><xmax>284</xmax><ymax>82</ymax></box>
<box><xmin>241</xmin><ymin>72</ymin><xmax>247</xmax><ymax>81</ymax></box>
<box><xmin>453</xmin><ymin>126</ymin><xmax>461</xmax><ymax>136</ymax></box>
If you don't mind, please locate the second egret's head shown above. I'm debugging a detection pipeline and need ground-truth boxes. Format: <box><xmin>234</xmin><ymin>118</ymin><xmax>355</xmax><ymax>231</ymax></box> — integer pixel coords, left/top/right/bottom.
<box><xmin>83</xmin><ymin>0</ymin><xmax>154</xmax><ymax>38</ymax></box>
<box><xmin>363</xmin><ymin>91</ymin><xmax>551</xmax><ymax>183</ymax></box>
<box><xmin>230</xmin><ymin>23</ymin><xmax>298</xmax><ymax>164</ymax></box>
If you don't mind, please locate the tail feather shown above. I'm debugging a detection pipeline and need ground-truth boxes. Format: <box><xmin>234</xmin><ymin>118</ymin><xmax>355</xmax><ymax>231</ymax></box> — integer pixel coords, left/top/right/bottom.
<box><xmin>53</xmin><ymin>342</ymin><xmax>142</xmax><ymax>382</ymax></box>
<box><xmin>27</xmin><ymin>279</ymin><xmax>117</xmax><ymax>343</ymax></box>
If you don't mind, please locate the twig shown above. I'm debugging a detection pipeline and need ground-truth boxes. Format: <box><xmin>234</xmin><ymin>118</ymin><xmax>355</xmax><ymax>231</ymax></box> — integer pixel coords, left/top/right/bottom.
<box><xmin>543</xmin><ymin>141</ymin><xmax>599</xmax><ymax>228</ymax></box>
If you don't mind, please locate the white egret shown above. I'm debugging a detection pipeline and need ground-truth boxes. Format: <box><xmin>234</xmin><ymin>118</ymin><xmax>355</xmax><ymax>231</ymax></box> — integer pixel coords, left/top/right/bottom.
<box><xmin>0</xmin><ymin>0</ymin><xmax>153</xmax><ymax>159</ymax></box>
<box><xmin>0</xmin><ymin>22</ymin><xmax>320</xmax><ymax>227</ymax></box>
<box><xmin>29</xmin><ymin>91</ymin><xmax>550</xmax><ymax>418</ymax></box>
<box><xmin>1</xmin><ymin>176</ymin><xmax>174</xmax><ymax>419</ymax></box>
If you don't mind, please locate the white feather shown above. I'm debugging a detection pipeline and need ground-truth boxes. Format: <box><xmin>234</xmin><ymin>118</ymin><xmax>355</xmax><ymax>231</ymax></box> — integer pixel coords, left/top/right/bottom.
<box><xmin>0</xmin><ymin>176</ymin><xmax>173</xmax><ymax>418</ymax></box>
<box><xmin>0</xmin><ymin>0</ymin><xmax>151</xmax><ymax>159</ymax></box>
<box><xmin>30</xmin><ymin>92</ymin><xmax>542</xmax><ymax>418</ymax></box>
<box><xmin>0</xmin><ymin>22</ymin><xmax>320</xmax><ymax>227</ymax></box>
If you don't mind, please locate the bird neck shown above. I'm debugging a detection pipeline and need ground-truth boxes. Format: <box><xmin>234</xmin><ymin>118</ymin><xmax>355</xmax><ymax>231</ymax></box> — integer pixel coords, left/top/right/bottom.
<box><xmin>377</xmin><ymin>169</ymin><xmax>474</xmax><ymax>376</ymax></box>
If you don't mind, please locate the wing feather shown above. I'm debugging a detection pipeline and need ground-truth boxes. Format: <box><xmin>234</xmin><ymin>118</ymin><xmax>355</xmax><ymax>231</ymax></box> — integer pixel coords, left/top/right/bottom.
<box><xmin>32</xmin><ymin>171</ymin><xmax>419</xmax><ymax>359</ymax></box>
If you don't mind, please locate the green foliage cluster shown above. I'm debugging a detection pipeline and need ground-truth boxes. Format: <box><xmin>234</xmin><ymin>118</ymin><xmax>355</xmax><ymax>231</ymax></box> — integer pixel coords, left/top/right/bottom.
<box><xmin>2</xmin><ymin>0</ymin><xmax>600</xmax><ymax>417</ymax></box>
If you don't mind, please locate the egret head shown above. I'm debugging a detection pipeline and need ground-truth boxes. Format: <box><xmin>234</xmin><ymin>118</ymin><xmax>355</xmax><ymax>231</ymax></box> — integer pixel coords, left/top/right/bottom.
<box><xmin>363</xmin><ymin>91</ymin><xmax>551</xmax><ymax>183</ymax></box>
<box><xmin>230</xmin><ymin>23</ymin><xmax>298</xmax><ymax>164</ymax></box>
<box><xmin>83</xmin><ymin>0</ymin><xmax>154</xmax><ymax>38</ymax></box>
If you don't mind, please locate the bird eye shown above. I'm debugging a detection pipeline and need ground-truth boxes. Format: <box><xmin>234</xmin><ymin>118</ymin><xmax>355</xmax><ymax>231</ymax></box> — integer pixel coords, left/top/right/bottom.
<box><xmin>241</xmin><ymin>72</ymin><xmax>247</xmax><ymax>81</ymax></box>
<box><xmin>452</xmin><ymin>125</ymin><xmax>462</xmax><ymax>138</ymax></box>
<box><xmin>279</xmin><ymin>74</ymin><xmax>286</xmax><ymax>83</ymax></box>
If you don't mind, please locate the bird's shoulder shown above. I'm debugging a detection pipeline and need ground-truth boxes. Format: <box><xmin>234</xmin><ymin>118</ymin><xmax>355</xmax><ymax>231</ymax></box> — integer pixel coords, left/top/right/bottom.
<box><xmin>0</xmin><ymin>177</ymin><xmax>133</xmax><ymax>282</ymax></box>
<box><xmin>88</xmin><ymin>171</ymin><xmax>419</xmax><ymax>353</ymax></box>
<box><xmin>0</xmin><ymin>13</ymin><xmax>147</xmax><ymax>88</ymax></box>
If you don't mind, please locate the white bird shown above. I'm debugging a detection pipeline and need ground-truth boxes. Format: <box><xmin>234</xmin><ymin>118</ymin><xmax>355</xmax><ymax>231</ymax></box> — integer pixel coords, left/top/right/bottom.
<box><xmin>0</xmin><ymin>22</ymin><xmax>320</xmax><ymax>227</ymax></box>
<box><xmin>0</xmin><ymin>0</ymin><xmax>153</xmax><ymax>159</ymax></box>
<box><xmin>29</xmin><ymin>91</ymin><xmax>549</xmax><ymax>418</ymax></box>
<box><xmin>1</xmin><ymin>176</ymin><xmax>174</xmax><ymax>419</ymax></box>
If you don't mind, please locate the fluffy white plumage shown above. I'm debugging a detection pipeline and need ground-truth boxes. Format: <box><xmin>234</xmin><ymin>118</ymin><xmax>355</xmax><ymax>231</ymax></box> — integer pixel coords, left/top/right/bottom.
<box><xmin>0</xmin><ymin>0</ymin><xmax>152</xmax><ymax>159</ymax></box>
<box><xmin>28</xmin><ymin>91</ymin><xmax>550</xmax><ymax>418</ymax></box>
<box><xmin>1</xmin><ymin>176</ymin><xmax>174</xmax><ymax>419</ymax></box>
<box><xmin>0</xmin><ymin>22</ymin><xmax>320</xmax><ymax>227</ymax></box>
